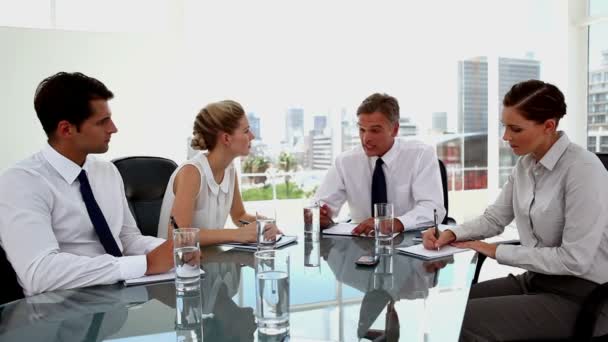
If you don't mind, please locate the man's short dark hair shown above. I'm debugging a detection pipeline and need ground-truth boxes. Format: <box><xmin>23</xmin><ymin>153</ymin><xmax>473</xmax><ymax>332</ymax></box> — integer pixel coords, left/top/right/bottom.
<box><xmin>34</xmin><ymin>72</ymin><xmax>114</xmax><ymax>137</ymax></box>
<box><xmin>356</xmin><ymin>93</ymin><xmax>400</xmax><ymax>124</ymax></box>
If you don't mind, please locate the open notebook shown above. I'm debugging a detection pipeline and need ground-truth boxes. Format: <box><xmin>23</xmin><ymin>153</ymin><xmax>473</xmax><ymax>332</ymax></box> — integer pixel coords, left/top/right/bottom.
<box><xmin>396</xmin><ymin>244</ymin><xmax>471</xmax><ymax>260</ymax></box>
<box><xmin>124</xmin><ymin>269</ymin><xmax>205</xmax><ymax>287</ymax></box>
<box><xmin>221</xmin><ymin>235</ymin><xmax>298</xmax><ymax>251</ymax></box>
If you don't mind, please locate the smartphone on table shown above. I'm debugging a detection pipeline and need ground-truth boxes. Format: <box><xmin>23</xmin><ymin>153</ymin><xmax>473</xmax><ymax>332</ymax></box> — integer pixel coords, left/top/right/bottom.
<box><xmin>355</xmin><ymin>254</ymin><xmax>379</xmax><ymax>266</ymax></box>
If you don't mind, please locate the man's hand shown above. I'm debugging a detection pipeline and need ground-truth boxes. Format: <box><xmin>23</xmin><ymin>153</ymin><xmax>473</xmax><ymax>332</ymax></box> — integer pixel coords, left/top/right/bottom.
<box><xmin>351</xmin><ymin>217</ymin><xmax>375</xmax><ymax>236</ymax></box>
<box><xmin>351</xmin><ymin>218</ymin><xmax>404</xmax><ymax>236</ymax></box>
<box><xmin>422</xmin><ymin>228</ymin><xmax>456</xmax><ymax>250</ymax></box>
<box><xmin>320</xmin><ymin>204</ymin><xmax>334</xmax><ymax>229</ymax></box>
<box><xmin>452</xmin><ymin>240</ymin><xmax>497</xmax><ymax>259</ymax></box>
<box><xmin>145</xmin><ymin>239</ymin><xmax>175</xmax><ymax>275</ymax></box>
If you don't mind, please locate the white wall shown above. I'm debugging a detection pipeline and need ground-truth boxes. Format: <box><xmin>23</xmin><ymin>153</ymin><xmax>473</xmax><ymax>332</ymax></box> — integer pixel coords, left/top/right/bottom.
<box><xmin>0</xmin><ymin>26</ymin><xmax>195</xmax><ymax>171</ymax></box>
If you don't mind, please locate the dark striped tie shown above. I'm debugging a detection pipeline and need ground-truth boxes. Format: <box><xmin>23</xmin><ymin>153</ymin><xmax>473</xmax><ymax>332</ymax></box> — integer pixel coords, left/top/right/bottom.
<box><xmin>78</xmin><ymin>170</ymin><xmax>122</xmax><ymax>257</ymax></box>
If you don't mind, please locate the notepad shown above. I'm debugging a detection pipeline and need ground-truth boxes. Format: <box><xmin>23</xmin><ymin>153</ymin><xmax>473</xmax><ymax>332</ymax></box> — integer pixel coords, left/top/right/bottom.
<box><xmin>323</xmin><ymin>222</ymin><xmax>402</xmax><ymax>238</ymax></box>
<box><xmin>396</xmin><ymin>244</ymin><xmax>470</xmax><ymax>260</ymax></box>
<box><xmin>221</xmin><ymin>235</ymin><xmax>298</xmax><ymax>251</ymax></box>
<box><xmin>124</xmin><ymin>269</ymin><xmax>205</xmax><ymax>287</ymax></box>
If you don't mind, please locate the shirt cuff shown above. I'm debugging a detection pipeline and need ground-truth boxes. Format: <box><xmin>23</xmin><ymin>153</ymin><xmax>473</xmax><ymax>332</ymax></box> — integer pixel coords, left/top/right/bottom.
<box><xmin>495</xmin><ymin>244</ymin><xmax>517</xmax><ymax>266</ymax></box>
<box><xmin>117</xmin><ymin>255</ymin><xmax>148</xmax><ymax>280</ymax></box>
<box><xmin>396</xmin><ymin>214</ymin><xmax>414</xmax><ymax>231</ymax></box>
<box><xmin>449</xmin><ymin>225</ymin><xmax>476</xmax><ymax>241</ymax></box>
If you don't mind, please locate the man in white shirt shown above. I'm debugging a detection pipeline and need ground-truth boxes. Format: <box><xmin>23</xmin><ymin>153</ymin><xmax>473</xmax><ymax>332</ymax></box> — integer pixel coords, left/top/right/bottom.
<box><xmin>314</xmin><ymin>93</ymin><xmax>445</xmax><ymax>235</ymax></box>
<box><xmin>0</xmin><ymin>72</ymin><xmax>174</xmax><ymax>297</ymax></box>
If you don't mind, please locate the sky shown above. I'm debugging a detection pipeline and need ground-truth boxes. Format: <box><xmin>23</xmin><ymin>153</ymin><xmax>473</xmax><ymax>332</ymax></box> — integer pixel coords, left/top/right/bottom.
<box><xmin>181</xmin><ymin>0</ymin><xmax>571</xmax><ymax>146</ymax></box>
<box><xmin>2</xmin><ymin>0</ymin><xmax>602</xmax><ymax>148</ymax></box>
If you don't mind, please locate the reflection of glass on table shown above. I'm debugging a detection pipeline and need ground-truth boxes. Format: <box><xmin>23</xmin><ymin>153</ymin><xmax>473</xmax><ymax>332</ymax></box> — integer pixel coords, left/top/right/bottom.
<box><xmin>175</xmin><ymin>287</ymin><xmax>203</xmax><ymax>342</ymax></box>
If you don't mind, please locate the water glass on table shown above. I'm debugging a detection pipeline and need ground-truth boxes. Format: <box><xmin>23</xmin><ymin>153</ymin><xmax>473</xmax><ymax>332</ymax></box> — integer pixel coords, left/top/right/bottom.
<box><xmin>303</xmin><ymin>200</ymin><xmax>320</xmax><ymax>242</ymax></box>
<box><xmin>173</xmin><ymin>228</ymin><xmax>201</xmax><ymax>292</ymax></box>
<box><xmin>254</xmin><ymin>250</ymin><xmax>290</xmax><ymax>335</ymax></box>
<box><xmin>256</xmin><ymin>211</ymin><xmax>278</xmax><ymax>250</ymax></box>
<box><xmin>374</xmin><ymin>203</ymin><xmax>394</xmax><ymax>255</ymax></box>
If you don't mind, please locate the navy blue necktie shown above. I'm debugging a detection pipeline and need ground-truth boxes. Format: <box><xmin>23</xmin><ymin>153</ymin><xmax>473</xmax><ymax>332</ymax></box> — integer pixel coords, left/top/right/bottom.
<box><xmin>78</xmin><ymin>170</ymin><xmax>122</xmax><ymax>257</ymax></box>
<box><xmin>371</xmin><ymin>158</ymin><xmax>387</xmax><ymax>216</ymax></box>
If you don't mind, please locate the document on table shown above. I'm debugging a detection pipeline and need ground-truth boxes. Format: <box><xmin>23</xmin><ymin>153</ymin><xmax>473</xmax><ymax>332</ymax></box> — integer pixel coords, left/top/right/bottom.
<box><xmin>323</xmin><ymin>222</ymin><xmax>401</xmax><ymax>238</ymax></box>
<box><xmin>124</xmin><ymin>269</ymin><xmax>205</xmax><ymax>287</ymax></box>
<box><xmin>396</xmin><ymin>243</ymin><xmax>470</xmax><ymax>260</ymax></box>
<box><xmin>221</xmin><ymin>235</ymin><xmax>298</xmax><ymax>251</ymax></box>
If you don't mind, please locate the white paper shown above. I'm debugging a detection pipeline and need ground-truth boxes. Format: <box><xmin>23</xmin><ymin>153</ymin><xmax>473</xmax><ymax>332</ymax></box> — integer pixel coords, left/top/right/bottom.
<box><xmin>323</xmin><ymin>222</ymin><xmax>401</xmax><ymax>238</ymax></box>
<box><xmin>396</xmin><ymin>243</ymin><xmax>470</xmax><ymax>260</ymax></box>
<box><xmin>221</xmin><ymin>235</ymin><xmax>298</xmax><ymax>251</ymax></box>
<box><xmin>124</xmin><ymin>269</ymin><xmax>204</xmax><ymax>287</ymax></box>
<box><xmin>323</xmin><ymin>223</ymin><xmax>358</xmax><ymax>236</ymax></box>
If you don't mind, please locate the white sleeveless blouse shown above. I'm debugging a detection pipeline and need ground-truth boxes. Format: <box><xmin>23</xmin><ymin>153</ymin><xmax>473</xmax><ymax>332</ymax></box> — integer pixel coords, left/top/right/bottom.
<box><xmin>157</xmin><ymin>152</ymin><xmax>235</xmax><ymax>238</ymax></box>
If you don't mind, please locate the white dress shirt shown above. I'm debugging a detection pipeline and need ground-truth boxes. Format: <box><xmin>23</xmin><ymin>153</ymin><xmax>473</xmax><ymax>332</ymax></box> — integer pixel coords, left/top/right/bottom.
<box><xmin>451</xmin><ymin>132</ymin><xmax>608</xmax><ymax>284</ymax></box>
<box><xmin>0</xmin><ymin>144</ymin><xmax>164</xmax><ymax>296</ymax></box>
<box><xmin>314</xmin><ymin>138</ymin><xmax>446</xmax><ymax>229</ymax></box>
<box><xmin>157</xmin><ymin>152</ymin><xmax>235</xmax><ymax>238</ymax></box>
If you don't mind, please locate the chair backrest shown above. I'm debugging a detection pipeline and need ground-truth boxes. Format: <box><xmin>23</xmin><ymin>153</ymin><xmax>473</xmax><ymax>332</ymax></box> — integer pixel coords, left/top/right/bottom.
<box><xmin>597</xmin><ymin>153</ymin><xmax>608</xmax><ymax>171</ymax></box>
<box><xmin>112</xmin><ymin>156</ymin><xmax>178</xmax><ymax>237</ymax></box>
<box><xmin>0</xmin><ymin>246</ymin><xmax>24</xmax><ymax>305</ymax></box>
<box><xmin>437</xmin><ymin>159</ymin><xmax>450</xmax><ymax>225</ymax></box>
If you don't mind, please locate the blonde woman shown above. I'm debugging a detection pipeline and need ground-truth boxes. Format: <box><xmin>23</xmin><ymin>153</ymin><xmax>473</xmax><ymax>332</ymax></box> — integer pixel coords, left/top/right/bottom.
<box><xmin>158</xmin><ymin>100</ymin><xmax>278</xmax><ymax>245</ymax></box>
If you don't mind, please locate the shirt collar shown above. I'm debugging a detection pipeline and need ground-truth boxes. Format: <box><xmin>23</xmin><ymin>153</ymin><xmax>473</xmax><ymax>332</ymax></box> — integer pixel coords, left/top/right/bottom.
<box><xmin>370</xmin><ymin>138</ymin><xmax>399</xmax><ymax>169</ymax></box>
<box><xmin>538</xmin><ymin>131</ymin><xmax>570</xmax><ymax>171</ymax></box>
<box><xmin>41</xmin><ymin>143</ymin><xmax>89</xmax><ymax>185</ymax></box>
<box><xmin>198</xmin><ymin>153</ymin><xmax>231</xmax><ymax>195</ymax></box>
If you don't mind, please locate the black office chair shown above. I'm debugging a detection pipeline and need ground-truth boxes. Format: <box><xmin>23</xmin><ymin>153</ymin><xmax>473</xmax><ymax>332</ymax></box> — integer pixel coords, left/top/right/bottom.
<box><xmin>597</xmin><ymin>153</ymin><xmax>608</xmax><ymax>171</ymax></box>
<box><xmin>472</xmin><ymin>152</ymin><xmax>608</xmax><ymax>341</ymax></box>
<box><xmin>0</xmin><ymin>245</ymin><xmax>24</xmax><ymax>305</ymax></box>
<box><xmin>112</xmin><ymin>156</ymin><xmax>178</xmax><ymax>237</ymax></box>
<box><xmin>438</xmin><ymin>159</ymin><xmax>456</xmax><ymax>225</ymax></box>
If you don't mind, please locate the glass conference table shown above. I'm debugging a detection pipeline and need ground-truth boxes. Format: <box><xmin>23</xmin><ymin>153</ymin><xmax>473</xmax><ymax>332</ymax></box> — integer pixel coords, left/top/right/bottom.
<box><xmin>0</xmin><ymin>230</ymin><xmax>478</xmax><ymax>342</ymax></box>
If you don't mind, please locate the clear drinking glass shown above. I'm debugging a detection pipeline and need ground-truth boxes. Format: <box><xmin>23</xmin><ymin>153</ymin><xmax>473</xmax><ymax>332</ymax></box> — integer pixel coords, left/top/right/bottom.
<box><xmin>374</xmin><ymin>203</ymin><xmax>394</xmax><ymax>255</ymax></box>
<box><xmin>173</xmin><ymin>228</ymin><xmax>201</xmax><ymax>292</ymax></box>
<box><xmin>254</xmin><ymin>250</ymin><xmax>290</xmax><ymax>335</ymax></box>
<box><xmin>257</xmin><ymin>211</ymin><xmax>278</xmax><ymax>250</ymax></box>
<box><xmin>303</xmin><ymin>200</ymin><xmax>320</xmax><ymax>242</ymax></box>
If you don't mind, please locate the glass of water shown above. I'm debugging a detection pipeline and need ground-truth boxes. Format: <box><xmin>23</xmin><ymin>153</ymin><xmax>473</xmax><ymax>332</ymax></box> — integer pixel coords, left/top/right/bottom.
<box><xmin>173</xmin><ymin>228</ymin><xmax>201</xmax><ymax>292</ymax></box>
<box><xmin>257</xmin><ymin>211</ymin><xmax>278</xmax><ymax>250</ymax></box>
<box><xmin>374</xmin><ymin>203</ymin><xmax>394</xmax><ymax>255</ymax></box>
<box><xmin>254</xmin><ymin>250</ymin><xmax>290</xmax><ymax>335</ymax></box>
<box><xmin>303</xmin><ymin>200</ymin><xmax>320</xmax><ymax>242</ymax></box>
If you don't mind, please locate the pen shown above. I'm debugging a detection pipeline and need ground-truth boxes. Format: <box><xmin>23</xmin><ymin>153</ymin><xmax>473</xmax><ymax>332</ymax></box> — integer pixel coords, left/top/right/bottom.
<box><xmin>170</xmin><ymin>216</ymin><xmax>180</xmax><ymax>229</ymax></box>
<box><xmin>433</xmin><ymin>209</ymin><xmax>440</xmax><ymax>251</ymax></box>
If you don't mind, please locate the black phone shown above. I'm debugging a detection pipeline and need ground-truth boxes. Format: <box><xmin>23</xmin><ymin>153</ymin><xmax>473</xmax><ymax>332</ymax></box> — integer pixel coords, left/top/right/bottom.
<box><xmin>355</xmin><ymin>255</ymin><xmax>379</xmax><ymax>266</ymax></box>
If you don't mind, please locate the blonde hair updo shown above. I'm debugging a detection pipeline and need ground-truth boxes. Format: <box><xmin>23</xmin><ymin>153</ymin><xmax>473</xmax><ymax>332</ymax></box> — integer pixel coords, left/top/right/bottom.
<box><xmin>191</xmin><ymin>100</ymin><xmax>245</xmax><ymax>151</ymax></box>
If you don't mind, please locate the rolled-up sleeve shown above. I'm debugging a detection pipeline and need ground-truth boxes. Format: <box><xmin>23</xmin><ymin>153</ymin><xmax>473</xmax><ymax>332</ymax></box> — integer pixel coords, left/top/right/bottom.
<box><xmin>496</xmin><ymin>162</ymin><xmax>608</xmax><ymax>278</ymax></box>
<box><xmin>314</xmin><ymin>157</ymin><xmax>348</xmax><ymax>219</ymax></box>
<box><xmin>451</xmin><ymin>173</ymin><xmax>515</xmax><ymax>241</ymax></box>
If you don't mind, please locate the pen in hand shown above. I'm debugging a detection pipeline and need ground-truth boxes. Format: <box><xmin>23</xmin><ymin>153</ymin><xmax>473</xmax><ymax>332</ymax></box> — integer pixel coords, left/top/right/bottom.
<box><xmin>170</xmin><ymin>215</ymin><xmax>180</xmax><ymax>229</ymax></box>
<box><xmin>433</xmin><ymin>209</ymin><xmax>440</xmax><ymax>251</ymax></box>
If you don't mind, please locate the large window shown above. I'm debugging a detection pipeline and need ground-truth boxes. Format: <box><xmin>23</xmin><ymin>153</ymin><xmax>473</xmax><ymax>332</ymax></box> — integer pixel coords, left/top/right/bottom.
<box><xmin>587</xmin><ymin>2</ymin><xmax>608</xmax><ymax>153</ymax></box>
<box><xmin>0</xmin><ymin>0</ymin><xmax>573</xmax><ymax>223</ymax></box>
